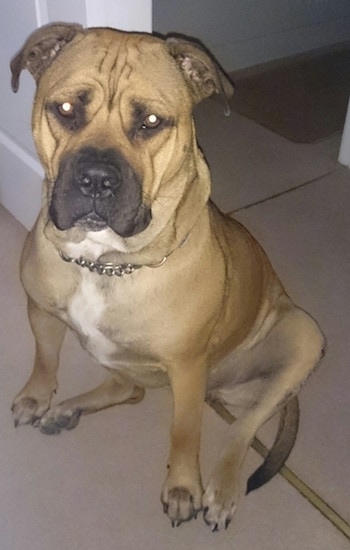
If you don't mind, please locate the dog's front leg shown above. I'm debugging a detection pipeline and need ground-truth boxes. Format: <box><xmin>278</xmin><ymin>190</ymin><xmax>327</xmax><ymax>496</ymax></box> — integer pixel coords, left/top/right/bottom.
<box><xmin>12</xmin><ymin>298</ymin><xmax>66</xmax><ymax>427</ymax></box>
<box><xmin>161</xmin><ymin>359</ymin><xmax>207</xmax><ymax>526</ymax></box>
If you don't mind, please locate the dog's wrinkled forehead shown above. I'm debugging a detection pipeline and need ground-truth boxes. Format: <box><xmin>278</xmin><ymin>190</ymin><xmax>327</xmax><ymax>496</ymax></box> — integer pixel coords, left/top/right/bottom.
<box><xmin>11</xmin><ymin>23</ymin><xmax>234</xmax><ymax>114</ymax></box>
<box><xmin>40</xmin><ymin>30</ymin><xmax>188</xmax><ymax>108</ymax></box>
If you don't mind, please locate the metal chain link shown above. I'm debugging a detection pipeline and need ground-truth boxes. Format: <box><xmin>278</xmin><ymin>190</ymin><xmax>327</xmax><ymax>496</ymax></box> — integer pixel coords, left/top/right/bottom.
<box><xmin>58</xmin><ymin>232</ymin><xmax>190</xmax><ymax>277</ymax></box>
<box><xmin>59</xmin><ymin>251</ymin><xmax>167</xmax><ymax>277</ymax></box>
<box><xmin>59</xmin><ymin>251</ymin><xmax>142</xmax><ymax>276</ymax></box>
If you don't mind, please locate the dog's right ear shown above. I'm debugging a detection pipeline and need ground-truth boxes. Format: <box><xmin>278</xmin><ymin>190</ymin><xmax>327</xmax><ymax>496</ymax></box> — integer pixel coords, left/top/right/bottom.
<box><xmin>10</xmin><ymin>22</ymin><xmax>83</xmax><ymax>92</ymax></box>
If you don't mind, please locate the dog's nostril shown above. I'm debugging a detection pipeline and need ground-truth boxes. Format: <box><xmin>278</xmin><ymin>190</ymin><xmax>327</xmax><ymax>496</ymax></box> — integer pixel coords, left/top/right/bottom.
<box><xmin>102</xmin><ymin>178</ymin><xmax>112</xmax><ymax>189</ymax></box>
<box><xmin>80</xmin><ymin>176</ymin><xmax>93</xmax><ymax>191</ymax></box>
<box><xmin>77</xmin><ymin>174</ymin><xmax>94</xmax><ymax>196</ymax></box>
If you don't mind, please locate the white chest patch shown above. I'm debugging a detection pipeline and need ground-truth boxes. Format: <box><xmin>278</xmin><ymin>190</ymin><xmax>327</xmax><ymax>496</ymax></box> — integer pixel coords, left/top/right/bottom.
<box><xmin>68</xmin><ymin>273</ymin><xmax>116</xmax><ymax>365</ymax></box>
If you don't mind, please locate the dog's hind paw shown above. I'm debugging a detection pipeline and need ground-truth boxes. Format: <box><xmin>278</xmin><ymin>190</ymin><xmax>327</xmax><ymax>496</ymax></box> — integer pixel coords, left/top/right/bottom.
<box><xmin>39</xmin><ymin>405</ymin><xmax>81</xmax><ymax>435</ymax></box>
<box><xmin>202</xmin><ymin>481</ymin><xmax>238</xmax><ymax>532</ymax></box>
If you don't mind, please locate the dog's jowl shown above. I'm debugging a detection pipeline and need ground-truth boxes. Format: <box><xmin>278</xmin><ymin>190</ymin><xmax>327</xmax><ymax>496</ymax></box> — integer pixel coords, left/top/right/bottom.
<box><xmin>10</xmin><ymin>23</ymin><xmax>325</xmax><ymax>532</ymax></box>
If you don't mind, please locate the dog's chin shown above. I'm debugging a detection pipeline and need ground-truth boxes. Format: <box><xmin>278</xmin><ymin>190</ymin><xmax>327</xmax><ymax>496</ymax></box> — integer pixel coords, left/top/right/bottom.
<box><xmin>45</xmin><ymin>206</ymin><xmax>156</xmax><ymax>259</ymax></box>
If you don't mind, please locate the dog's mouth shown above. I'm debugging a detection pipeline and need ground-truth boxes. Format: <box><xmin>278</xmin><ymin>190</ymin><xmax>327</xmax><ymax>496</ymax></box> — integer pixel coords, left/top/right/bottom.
<box><xmin>73</xmin><ymin>213</ymin><xmax>108</xmax><ymax>232</ymax></box>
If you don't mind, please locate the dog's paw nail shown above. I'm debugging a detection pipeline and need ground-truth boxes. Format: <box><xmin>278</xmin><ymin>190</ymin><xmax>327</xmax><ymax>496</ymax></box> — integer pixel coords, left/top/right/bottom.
<box><xmin>14</xmin><ymin>419</ymin><xmax>19</xmax><ymax>428</ymax></box>
<box><xmin>225</xmin><ymin>518</ymin><xmax>231</xmax><ymax>530</ymax></box>
<box><xmin>211</xmin><ymin>523</ymin><xmax>219</xmax><ymax>533</ymax></box>
<box><xmin>163</xmin><ymin>503</ymin><xmax>168</xmax><ymax>514</ymax></box>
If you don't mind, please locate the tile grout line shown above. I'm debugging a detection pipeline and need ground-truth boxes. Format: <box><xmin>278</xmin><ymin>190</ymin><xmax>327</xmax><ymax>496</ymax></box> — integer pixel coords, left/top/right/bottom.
<box><xmin>208</xmin><ymin>400</ymin><xmax>350</xmax><ymax>541</ymax></box>
<box><xmin>228</xmin><ymin>166</ymin><xmax>343</xmax><ymax>215</ymax></box>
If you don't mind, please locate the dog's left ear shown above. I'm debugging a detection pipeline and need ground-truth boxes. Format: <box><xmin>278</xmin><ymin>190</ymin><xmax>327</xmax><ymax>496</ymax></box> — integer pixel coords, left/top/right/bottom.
<box><xmin>10</xmin><ymin>22</ymin><xmax>83</xmax><ymax>92</ymax></box>
<box><xmin>166</xmin><ymin>36</ymin><xmax>234</xmax><ymax>116</ymax></box>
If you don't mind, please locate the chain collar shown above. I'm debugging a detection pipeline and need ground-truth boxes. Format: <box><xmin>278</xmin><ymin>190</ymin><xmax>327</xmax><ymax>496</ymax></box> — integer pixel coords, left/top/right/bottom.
<box><xmin>59</xmin><ymin>250</ymin><xmax>168</xmax><ymax>276</ymax></box>
<box><xmin>58</xmin><ymin>233</ymin><xmax>190</xmax><ymax>277</ymax></box>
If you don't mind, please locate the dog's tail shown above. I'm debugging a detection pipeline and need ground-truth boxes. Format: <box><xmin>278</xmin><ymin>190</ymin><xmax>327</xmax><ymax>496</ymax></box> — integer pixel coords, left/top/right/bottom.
<box><xmin>246</xmin><ymin>396</ymin><xmax>300</xmax><ymax>494</ymax></box>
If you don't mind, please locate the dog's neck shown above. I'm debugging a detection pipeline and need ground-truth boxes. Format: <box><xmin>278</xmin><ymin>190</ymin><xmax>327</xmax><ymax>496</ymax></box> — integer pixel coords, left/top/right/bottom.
<box><xmin>58</xmin><ymin>232</ymin><xmax>191</xmax><ymax>277</ymax></box>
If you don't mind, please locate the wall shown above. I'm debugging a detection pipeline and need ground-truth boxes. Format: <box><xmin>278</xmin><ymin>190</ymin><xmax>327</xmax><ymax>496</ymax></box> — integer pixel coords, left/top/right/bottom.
<box><xmin>153</xmin><ymin>0</ymin><xmax>350</xmax><ymax>71</ymax></box>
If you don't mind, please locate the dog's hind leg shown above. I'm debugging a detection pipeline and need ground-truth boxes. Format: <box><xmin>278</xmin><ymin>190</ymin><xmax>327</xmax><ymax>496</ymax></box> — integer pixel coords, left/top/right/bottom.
<box><xmin>202</xmin><ymin>307</ymin><xmax>325</xmax><ymax>531</ymax></box>
<box><xmin>38</xmin><ymin>370</ymin><xmax>144</xmax><ymax>435</ymax></box>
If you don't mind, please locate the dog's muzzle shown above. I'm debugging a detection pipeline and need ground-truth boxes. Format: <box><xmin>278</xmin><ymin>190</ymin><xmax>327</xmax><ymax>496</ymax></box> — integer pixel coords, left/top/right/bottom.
<box><xmin>49</xmin><ymin>147</ymin><xmax>151</xmax><ymax>237</ymax></box>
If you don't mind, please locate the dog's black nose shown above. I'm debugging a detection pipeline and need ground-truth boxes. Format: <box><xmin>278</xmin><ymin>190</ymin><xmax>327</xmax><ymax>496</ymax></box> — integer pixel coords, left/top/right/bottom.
<box><xmin>76</xmin><ymin>163</ymin><xmax>121</xmax><ymax>198</ymax></box>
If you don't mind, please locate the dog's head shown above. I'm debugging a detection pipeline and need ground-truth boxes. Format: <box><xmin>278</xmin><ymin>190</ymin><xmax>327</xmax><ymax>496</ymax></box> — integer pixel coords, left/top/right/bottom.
<box><xmin>11</xmin><ymin>23</ymin><xmax>233</xmax><ymax>257</ymax></box>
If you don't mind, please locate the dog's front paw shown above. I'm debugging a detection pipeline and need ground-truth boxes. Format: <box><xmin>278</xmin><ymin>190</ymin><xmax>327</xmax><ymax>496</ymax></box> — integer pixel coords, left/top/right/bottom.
<box><xmin>12</xmin><ymin>375</ymin><xmax>57</xmax><ymax>428</ymax></box>
<box><xmin>202</xmin><ymin>476</ymin><xmax>239</xmax><ymax>532</ymax></box>
<box><xmin>12</xmin><ymin>396</ymin><xmax>51</xmax><ymax>427</ymax></box>
<box><xmin>39</xmin><ymin>403</ymin><xmax>81</xmax><ymax>435</ymax></box>
<box><xmin>161</xmin><ymin>482</ymin><xmax>203</xmax><ymax>527</ymax></box>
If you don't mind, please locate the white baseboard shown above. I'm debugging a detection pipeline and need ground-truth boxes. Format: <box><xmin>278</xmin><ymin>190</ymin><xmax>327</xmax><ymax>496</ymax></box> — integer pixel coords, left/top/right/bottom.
<box><xmin>0</xmin><ymin>130</ymin><xmax>43</xmax><ymax>230</ymax></box>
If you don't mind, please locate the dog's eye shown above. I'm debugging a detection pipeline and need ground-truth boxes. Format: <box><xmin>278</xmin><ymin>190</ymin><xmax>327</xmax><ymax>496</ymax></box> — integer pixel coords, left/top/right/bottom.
<box><xmin>57</xmin><ymin>102</ymin><xmax>75</xmax><ymax>117</ymax></box>
<box><xmin>48</xmin><ymin>98</ymin><xmax>86</xmax><ymax>131</ymax></box>
<box><xmin>141</xmin><ymin>114</ymin><xmax>162</xmax><ymax>130</ymax></box>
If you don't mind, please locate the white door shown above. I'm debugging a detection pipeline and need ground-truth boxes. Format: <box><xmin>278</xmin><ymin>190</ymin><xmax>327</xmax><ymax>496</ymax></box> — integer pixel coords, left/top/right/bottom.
<box><xmin>0</xmin><ymin>0</ymin><xmax>152</xmax><ymax>229</ymax></box>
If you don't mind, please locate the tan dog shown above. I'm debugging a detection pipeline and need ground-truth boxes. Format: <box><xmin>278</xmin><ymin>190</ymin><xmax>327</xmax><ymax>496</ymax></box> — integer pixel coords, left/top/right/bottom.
<box><xmin>10</xmin><ymin>23</ymin><xmax>325</xmax><ymax>531</ymax></box>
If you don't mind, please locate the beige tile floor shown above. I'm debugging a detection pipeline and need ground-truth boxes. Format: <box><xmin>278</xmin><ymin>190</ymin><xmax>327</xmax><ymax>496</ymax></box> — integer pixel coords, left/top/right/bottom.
<box><xmin>1</xmin><ymin>101</ymin><xmax>350</xmax><ymax>549</ymax></box>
